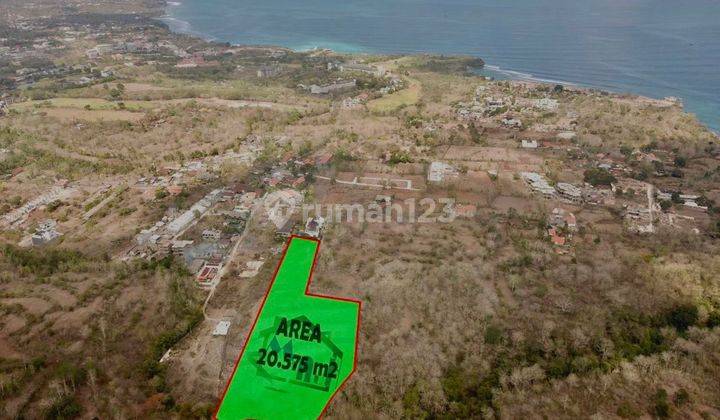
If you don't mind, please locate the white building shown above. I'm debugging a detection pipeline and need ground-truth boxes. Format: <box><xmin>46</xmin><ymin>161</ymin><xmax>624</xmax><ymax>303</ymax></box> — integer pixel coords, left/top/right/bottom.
<box><xmin>213</xmin><ymin>321</ymin><xmax>231</xmax><ymax>336</ymax></box>
<box><xmin>304</xmin><ymin>216</ymin><xmax>325</xmax><ymax>238</ymax></box>
<box><xmin>166</xmin><ymin>189</ymin><xmax>222</xmax><ymax>235</ymax></box>
<box><xmin>521</xmin><ymin>140</ymin><xmax>539</xmax><ymax>149</ymax></box>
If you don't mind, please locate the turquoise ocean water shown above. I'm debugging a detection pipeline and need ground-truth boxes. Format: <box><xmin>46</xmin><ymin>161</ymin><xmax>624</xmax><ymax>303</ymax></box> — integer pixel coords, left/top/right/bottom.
<box><xmin>162</xmin><ymin>0</ymin><xmax>720</xmax><ymax>131</ymax></box>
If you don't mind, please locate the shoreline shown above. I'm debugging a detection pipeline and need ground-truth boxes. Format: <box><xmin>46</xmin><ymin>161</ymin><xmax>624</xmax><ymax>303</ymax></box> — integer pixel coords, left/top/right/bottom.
<box><xmin>155</xmin><ymin>0</ymin><xmax>718</xmax><ymax>134</ymax></box>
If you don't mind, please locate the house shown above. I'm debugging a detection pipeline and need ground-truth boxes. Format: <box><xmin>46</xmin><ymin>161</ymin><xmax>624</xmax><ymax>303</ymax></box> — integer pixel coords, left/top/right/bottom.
<box><xmin>548</xmin><ymin>228</ymin><xmax>566</xmax><ymax>246</ymax></box>
<box><xmin>428</xmin><ymin>162</ymin><xmax>458</xmax><ymax>183</ymax></box>
<box><xmin>197</xmin><ymin>263</ymin><xmax>220</xmax><ymax>285</ymax></box>
<box><xmin>521</xmin><ymin>139</ymin><xmax>539</xmax><ymax>149</ymax></box>
<box><xmin>565</xmin><ymin>212</ymin><xmax>577</xmax><ymax>231</ymax></box>
<box><xmin>304</xmin><ymin>216</ymin><xmax>326</xmax><ymax>238</ymax></box>
<box><xmin>549</xmin><ymin>208</ymin><xmax>577</xmax><ymax>231</ymax></box>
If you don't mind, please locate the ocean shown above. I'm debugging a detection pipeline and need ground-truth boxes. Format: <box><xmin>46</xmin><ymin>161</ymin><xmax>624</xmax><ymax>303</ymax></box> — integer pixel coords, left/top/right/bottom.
<box><xmin>161</xmin><ymin>0</ymin><xmax>720</xmax><ymax>132</ymax></box>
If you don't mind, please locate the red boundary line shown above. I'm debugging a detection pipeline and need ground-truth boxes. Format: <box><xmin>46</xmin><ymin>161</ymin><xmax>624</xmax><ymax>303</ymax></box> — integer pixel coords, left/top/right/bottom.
<box><xmin>212</xmin><ymin>234</ymin><xmax>362</xmax><ymax>420</ymax></box>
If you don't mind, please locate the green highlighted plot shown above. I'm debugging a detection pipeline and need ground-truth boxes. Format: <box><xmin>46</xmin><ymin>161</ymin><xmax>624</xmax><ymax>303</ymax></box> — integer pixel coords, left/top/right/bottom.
<box><xmin>215</xmin><ymin>236</ymin><xmax>360</xmax><ymax>420</ymax></box>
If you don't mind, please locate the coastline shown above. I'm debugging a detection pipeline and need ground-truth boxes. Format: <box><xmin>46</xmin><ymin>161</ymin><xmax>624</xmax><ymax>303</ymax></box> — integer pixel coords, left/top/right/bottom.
<box><xmin>155</xmin><ymin>0</ymin><xmax>718</xmax><ymax>134</ymax></box>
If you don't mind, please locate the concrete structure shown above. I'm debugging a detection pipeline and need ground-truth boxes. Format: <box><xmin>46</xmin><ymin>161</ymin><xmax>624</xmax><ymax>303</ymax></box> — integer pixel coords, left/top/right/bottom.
<box><xmin>31</xmin><ymin>229</ymin><xmax>60</xmax><ymax>246</ymax></box>
<box><xmin>309</xmin><ymin>79</ymin><xmax>356</xmax><ymax>94</ymax></box>
<box><xmin>213</xmin><ymin>321</ymin><xmax>231</xmax><ymax>336</ymax></box>
<box><xmin>166</xmin><ymin>189</ymin><xmax>222</xmax><ymax>235</ymax></box>
<box><xmin>521</xmin><ymin>140</ymin><xmax>539</xmax><ymax>149</ymax></box>
<box><xmin>520</xmin><ymin>172</ymin><xmax>555</xmax><ymax>198</ymax></box>
<box><xmin>428</xmin><ymin>162</ymin><xmax>459</xmax><ymax>183</ymax></box>
<box><xmin>202</xmin><ymin>229</ymin><xmax>222</xmax><ymax>240</ymax></box>
<box><xmin>501</xmin><ymin>117</ymin><xmax>522</xmax><ymax>129</ymax></box>
<box><xmin>556</xmin><ymin>182</ymin><xmax>583</xmax><ymax>203</ymax></box>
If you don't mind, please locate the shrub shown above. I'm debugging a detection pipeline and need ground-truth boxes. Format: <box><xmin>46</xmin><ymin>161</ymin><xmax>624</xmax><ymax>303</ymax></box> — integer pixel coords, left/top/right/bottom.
<box><xmin>388</xmin><ymin>151</ymin><xmax>412</xmax><ymax>164</ymax></box>
<box><xmin>706</xmin><ymin>311</ymin><xmax>720</xmax><ymax>328</ymax></box>
<box><xmin>484</xmin><ymin>324</ymin><xmax>503</xmax><ymax>345</ymax></box>
<box><xmin>617</xmin><ymin>402</ymin><xmax>640</xmax><ymax>418</ymax></box>
<box><xmin>44</xmin><ymin>395</ymin><xmax>81</xmax><ymax>420</ymax></box>
<box><xmin>653</xmin><ymin>388</ymin><xmax>670</xmax><ymax>418</ymax></box>
<box><xmin>674</xmin><ymin>388</ymin><xmax>690</xmax><ymax>406</ymax></box>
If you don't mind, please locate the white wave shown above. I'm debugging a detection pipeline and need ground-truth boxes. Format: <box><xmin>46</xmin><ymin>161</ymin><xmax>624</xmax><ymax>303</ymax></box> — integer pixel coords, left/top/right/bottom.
<box><xmin>157</xmin><ymin>16</ymin><xmax>218</xmax><ymax>41</ymax></box>
<box><xmin>484</xmin><ymin>64</ymin><xmax>576</xmax><ymax>86</ymax></box>
<box><xmin>167</xmin><ymin>1</ymin><xmax>182</xmax><ymax>6</ymax></box>
<box><xmin>158</xmin><ymin>16</ymin><xmax>192</xmax><ymax>32</ymax></box>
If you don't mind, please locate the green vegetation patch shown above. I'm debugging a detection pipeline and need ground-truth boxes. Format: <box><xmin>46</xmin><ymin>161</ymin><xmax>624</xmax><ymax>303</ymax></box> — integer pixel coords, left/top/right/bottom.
<box><xmin>216</xmin><ymin>236</ymin><xmax>360</xmax><ymax>420</ymax></box>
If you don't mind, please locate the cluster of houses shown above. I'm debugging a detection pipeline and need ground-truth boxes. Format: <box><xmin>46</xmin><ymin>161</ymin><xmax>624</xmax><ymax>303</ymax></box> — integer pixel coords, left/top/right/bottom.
<box><xmin>131</xmin><ymin>186</ymin><xmax>260</xmax><ymax>287</ymax></box>
<box><xmin>546</xmin><ymin>208</ymin><xmax>577</xmax><ymax>252</ymax></box>
<box><xmin>520</xmin><ymin>172</ymin><xmax>614</xmax><ymax>205</ymax></box>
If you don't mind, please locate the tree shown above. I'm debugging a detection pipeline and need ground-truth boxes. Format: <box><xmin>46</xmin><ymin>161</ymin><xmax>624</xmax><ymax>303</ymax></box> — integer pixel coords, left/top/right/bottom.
<box><xmin>707</xmin><ymin>311</ymin><xmax>720</xmax><ymax>328</ymax></box>
<box><xmin>674</xmin><ymin>156</ymin><xmax>687</xmax><ymax>167</ymax></box>
<box><xmin>666</xmin><ymin>304</ymin><xmax>698</xmax><ymax>332</ymax></box>
<box><xmin>583</xmin><ymin>168</ymin><xmax>616</xmax><ymax>186</ymax></box>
